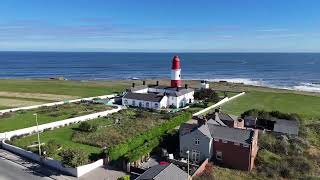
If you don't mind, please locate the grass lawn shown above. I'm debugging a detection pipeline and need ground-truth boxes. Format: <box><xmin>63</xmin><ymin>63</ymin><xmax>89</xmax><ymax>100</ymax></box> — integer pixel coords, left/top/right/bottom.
<box><xmin>0</xmin><ymin>106</ymin><xmax>10</xmax><ymax>110</ymax></box>
<box><xmin>221</xmin><ymin>91</ymin><xmax>320</xmax><ymax>121</ymax></box>
<box><xmin>0</xmin><ymin>103</ymin><xmax>113</xmax><ymax>132</ymax></box>
<box><xmin>10</xmin><ymin>109</ymin><xmax>177</xmax><ymax>160</ymax></box>
<box><xmin>0</xmin><ymin>79</ymin><xmax>128</xmax><ymax>97</ymax></box>
<box><xmin>11</xmin><ymin>124</ymin><xmax>101</xmax><ymax>160</ymax></box>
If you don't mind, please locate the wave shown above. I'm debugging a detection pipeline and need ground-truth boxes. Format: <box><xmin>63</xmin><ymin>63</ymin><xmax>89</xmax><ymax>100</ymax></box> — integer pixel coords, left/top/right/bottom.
<box><xmin>206</xmin><ymin>78</ymin><xmax>320</xmax><ymax>93</ymax></box>
<box><xmin>293</xmin><ymin>83</ymin><xmax>320</xmax><ymax>93</ymax></box>
<box><xmin>208</xmin><ymin>78</ymin><xmax>266</xmax><ymax>86</ymax></box>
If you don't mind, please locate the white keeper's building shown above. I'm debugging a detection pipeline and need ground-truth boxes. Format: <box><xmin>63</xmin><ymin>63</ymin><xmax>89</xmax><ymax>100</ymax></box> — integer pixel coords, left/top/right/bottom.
<box><xmin>122</xmin><ymin>81</ymin><xmax>194</xmax><ymax>110</ymax></box>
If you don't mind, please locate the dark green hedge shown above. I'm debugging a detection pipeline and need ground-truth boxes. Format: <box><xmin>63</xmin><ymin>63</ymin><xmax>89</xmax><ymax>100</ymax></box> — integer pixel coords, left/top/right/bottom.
<box><xmin>107</xmin><ymin>112</ymin><xmax>192</xmax><ymax>160</ymax></box>
<box><xmin>124</xmin><ymin>137</ymin><xmax>160</xmax><ymax>162</ymax></box>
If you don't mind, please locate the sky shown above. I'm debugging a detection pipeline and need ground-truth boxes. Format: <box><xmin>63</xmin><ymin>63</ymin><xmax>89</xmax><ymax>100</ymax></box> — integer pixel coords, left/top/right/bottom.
<box><xmin>0</xmin><ymin>0</ymin><xmax>320</xmax><ymax>52</ymax></box>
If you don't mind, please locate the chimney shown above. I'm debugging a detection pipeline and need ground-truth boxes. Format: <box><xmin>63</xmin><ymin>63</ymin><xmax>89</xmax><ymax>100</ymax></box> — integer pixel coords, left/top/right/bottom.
<box><xmin>156</xmin><ymin>81</ymin><xmax>159</xmax><ymax>86</ymax></box>
<box><xmin>185</xmin><ymin>84</ymin><xmax>188</xmax><ymax>89</ymax></box>
<box><xmin>176</xmin><ymin>87</ymin><xmax>180</xmax><ymax>91</ymax></box>
<box><xmin>196</xmin><ymin>116</ymin><xmax>207</xmax><ymax>126</ymax></box>
<box><xmin>132</xmin><ymin>83</ymin><xmax>135</xmax><ymax>88</ymax></box>
<box><xmin>143</xmin><ymin>81</ymin><xmax>146</xmax><ymax>85</ymax></box>
<box><xmin>215</xmin><ymin>108</ymin><xmax>220</xmax><ymax>113</ymax></box>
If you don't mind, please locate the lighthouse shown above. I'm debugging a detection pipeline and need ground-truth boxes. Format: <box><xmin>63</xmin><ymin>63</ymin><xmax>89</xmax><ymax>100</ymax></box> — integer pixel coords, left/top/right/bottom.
<box><xmin>171</xmin><ymin>55</ymin><xmax>182</xmax><ymax>87</ymax></box>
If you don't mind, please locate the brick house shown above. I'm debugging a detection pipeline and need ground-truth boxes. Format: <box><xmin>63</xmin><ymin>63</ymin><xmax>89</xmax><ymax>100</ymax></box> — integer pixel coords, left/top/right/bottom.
<box><xmin>179</xmin><ymin>121</ymin><xmax>258</xmax><ymax>171</ymax></box>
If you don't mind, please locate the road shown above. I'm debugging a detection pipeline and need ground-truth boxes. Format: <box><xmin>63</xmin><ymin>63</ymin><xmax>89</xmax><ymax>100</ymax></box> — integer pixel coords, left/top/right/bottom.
<box><xmin>0</xmin><ymin>157</ymin><xmax>51</xmax><ymax>180</ymax></box>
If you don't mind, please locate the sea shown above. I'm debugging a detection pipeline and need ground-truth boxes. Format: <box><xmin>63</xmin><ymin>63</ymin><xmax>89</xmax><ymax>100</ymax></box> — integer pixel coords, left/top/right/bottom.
<box><xmin>0</xmin><ymin>52</ymin><xmax>320</xmax><ymax>93</ymax></box>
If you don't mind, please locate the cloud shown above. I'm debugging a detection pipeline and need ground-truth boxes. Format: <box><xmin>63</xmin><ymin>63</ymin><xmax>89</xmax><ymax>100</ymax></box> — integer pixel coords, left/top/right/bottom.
<box><xmin>0</xmin><ymin>19</ymin><xmax>240</xmax><ymax>42</ymax></box>
<box><xmin>256</xmin><ymin>28</ymin><xmax>289</xmax><ymax>32</ymax></box>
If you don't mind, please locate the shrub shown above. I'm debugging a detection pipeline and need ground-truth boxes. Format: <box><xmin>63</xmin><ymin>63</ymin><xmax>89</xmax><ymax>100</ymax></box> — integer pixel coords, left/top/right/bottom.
<box><xmin>117</xmin><ymin>175</ymin><xmax>130</xmax><ymax>180</ymax></box>
<box><xmin>78</xmin><ymin>121</ymin><xmax>98</xmax><ymax>132</ymax></box>
<box><xmin>60</xmin><ymin>149</ymin><xmax>89</xmax><ymax>168</ymax></box>
<box><xmin>42</xmin><ymin>140</ymin><xmax>61</xmax><ymax>158</ymax></box>
<box><xmin>194</xmin><ymin>89</ymin><xmax>219</xmax><ymax>102</ymax></box>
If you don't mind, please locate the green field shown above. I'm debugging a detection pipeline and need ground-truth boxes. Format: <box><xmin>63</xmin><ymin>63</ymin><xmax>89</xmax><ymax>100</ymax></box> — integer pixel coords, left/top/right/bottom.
<box><xmin>221</xmin><ymin>91</ymin><xmax>320</xmax><ymax>121</ymax></box>
<box><xmin>0</xmin><ymin>103</ymin><xmax>112</xmax><ymax>132</ymax></box>
<box><xmin>0</xmin><ymin>106</ymin><xmax>10</xmax><ymax>110</ymax></box>
<box><xmin>0</xmin><ymin>79</ymin><xmax>128</xmax><ymax>97</ymax></box>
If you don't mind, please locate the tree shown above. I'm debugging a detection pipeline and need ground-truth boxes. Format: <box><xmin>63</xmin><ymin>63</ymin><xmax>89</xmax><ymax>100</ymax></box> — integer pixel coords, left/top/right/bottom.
<box><xmin>194</xmin><ymin>89</ymin><xmax>219</xmax><ymax>103</ymax></box>
<box><xmin>61</xmin><ymin>149</ymin><xmax>89</xmax><ymax>168</ymax></box>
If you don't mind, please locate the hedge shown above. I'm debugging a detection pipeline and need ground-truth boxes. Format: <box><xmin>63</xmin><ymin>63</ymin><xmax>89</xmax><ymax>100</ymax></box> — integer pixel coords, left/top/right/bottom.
<box><xmin>125</xmin><ymin>137</ymin><xmax>160</xmax><ymax>162</ymax></box>
<box><xmin>107</xmin><ymin>112</ymin><xmax>192</xmax><ymax>160</ymax></box>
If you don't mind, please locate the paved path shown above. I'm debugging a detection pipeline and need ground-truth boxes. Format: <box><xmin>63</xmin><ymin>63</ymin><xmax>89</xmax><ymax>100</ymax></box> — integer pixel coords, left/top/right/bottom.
<box><xmin>0</xmin><ymin>149</ymin><xmax>127</xmax><ymax>180</ymax></box>
<box><xmin>0</xmin><ymin>149</ymin><xmax>75</xmax><ymax>180</ymax></box>
<box><xmin>0</xmin><ymin>156</ymin><xmax>52</xmax><ymax>180</ymax></box>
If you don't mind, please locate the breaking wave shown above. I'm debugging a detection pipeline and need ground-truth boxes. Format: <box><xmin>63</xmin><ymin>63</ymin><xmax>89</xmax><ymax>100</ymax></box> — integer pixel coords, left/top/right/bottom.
<box><xmin>206</xmin><ymin>78</ymin><xmax>320</xmax><ymax>93</ymax></box>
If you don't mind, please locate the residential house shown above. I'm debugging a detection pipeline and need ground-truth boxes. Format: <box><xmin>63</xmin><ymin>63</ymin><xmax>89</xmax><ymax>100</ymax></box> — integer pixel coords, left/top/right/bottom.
<box><xmin>179</xmin><ymin>122</ymin><xmax>258</xmax><ymax>171</ymax></box>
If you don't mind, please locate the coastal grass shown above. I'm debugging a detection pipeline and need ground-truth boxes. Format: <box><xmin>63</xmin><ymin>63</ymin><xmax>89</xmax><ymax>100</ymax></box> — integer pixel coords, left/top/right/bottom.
<box><xmin>0</xmin><ymin>79</ymin><xmax>128</xmax><ymax>97</ymax></box>
<box><xmin>0</xmin><ymin>106</ymin><xmax>10</xmax><ymax>110</ymax></box>
<box><xmin>0</xmin><ymin>103</ymin><xmax>112</xmax><ymax>132</ymax></box>
<box><xmin>221</xmin><ymin>91</ymin><xmax>320</xmax><ymax>121</ymax></box>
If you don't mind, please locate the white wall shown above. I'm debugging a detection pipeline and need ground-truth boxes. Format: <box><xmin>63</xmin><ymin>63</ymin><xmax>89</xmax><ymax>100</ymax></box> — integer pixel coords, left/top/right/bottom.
<box><xmin>122</xmin><ymin>97</ymin><xmax>167</xmax><ymax>110</ymax></box>
<box><xmin>0</xmin><ymin>94</ymin><xmax>117</xmax><ymax>114</ymax></box>
<box><xmin>1</xmin><ymin>140</ymin><xmax>103</xmax><ymax>177</ymax></box>
<box><xmin>0</xmin><ymin>105</ymin><xmax>123</xmax><ymax>140</ymax></box>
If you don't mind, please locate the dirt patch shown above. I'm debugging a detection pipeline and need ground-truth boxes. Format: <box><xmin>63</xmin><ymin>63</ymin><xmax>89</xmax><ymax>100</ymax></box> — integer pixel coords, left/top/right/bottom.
<box><xmin>0</xmin><ymin>91</ymin><xmax>79</xmax><ymax>101</ymax></box>
<box><xmin>0</xmin><ymin>98</ymin><xmax>46</xmax><ymax>108</ymax></box>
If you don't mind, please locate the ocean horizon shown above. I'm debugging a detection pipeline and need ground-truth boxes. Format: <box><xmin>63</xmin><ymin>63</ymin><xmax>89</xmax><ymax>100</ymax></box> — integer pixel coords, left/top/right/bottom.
<box><xmin>1</xmin><ymin>51</ymin><xmax>320</xmax><ymax>93</ymax></box>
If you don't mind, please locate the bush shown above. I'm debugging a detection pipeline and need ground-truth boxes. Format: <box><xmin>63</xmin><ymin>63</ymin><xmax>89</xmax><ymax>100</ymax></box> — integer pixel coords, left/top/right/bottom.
<box><xmin>117</xmin><ymin>175</ymin><xmax>130</xmax><ymax>180</ymax></box>
<box><xmin>78</xmin><ymin>121</ymin><xmax>98</xmax><ymax>132</ymax></box>
<box><xmin>42</xmin><ymin>140</ymin><xmax>61</xmax><ymax>158</ymax></box>
<box><xmin>60</xmin><ymin>149</ymin><xmax>89</xmax><ymax>168</ymax></box>
<box><xmin>194</xmin><ymin>89</ymin><xmax>219</xmax><ymax>102</ymax></box>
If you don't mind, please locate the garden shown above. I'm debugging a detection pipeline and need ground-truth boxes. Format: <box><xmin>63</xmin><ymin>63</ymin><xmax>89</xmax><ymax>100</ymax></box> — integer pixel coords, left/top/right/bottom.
<box><xmin>9</xmin><ymin>108</ymin><xmax>192</xmax><ymax>167</ymax></box>
<box><xmin>0</xmin><ymin>102</ymin><xmax>113</xmax><ymax>132</ymax></box>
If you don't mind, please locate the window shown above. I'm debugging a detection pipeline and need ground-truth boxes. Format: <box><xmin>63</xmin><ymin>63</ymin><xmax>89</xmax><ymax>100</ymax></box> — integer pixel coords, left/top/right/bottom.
<box><xmin>146</xmin><ymin>102</ymin><xmax>150</xmax><ymax>108</ymax></box>
<box><xmin>139</xmin><ymin>102</ymin><xmax>142</xmax><ymax>107</ymax></box>
<box><xmin>192</xmin><ymin>150</ymin><xmax>200</xmax><ymax>162</ymax></box>
<box><xmin>216</xmin><ymin>151</ymin><xmax>222</xmax><ymax>161</ymax></box>
<box><xmin>124</xmin><ymin>100</ymin><xmax>128</xmax><ymax>105</ymax></box>
<box><xmin>155</xmin><ymin>103</ymin><xmax>159</xmax><ymax>109</ymax></box>
<box><xmin>195</xmin><ymin>138</ymin><xmax>200</xmax><ymax>145</ymax></box>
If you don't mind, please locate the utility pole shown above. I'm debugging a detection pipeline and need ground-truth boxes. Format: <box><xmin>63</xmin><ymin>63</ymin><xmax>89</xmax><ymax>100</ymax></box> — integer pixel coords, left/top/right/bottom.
<box><xmin>33</xmin><ymin>113</ymin><xmax>41</xmax><ymax>156</ymax></box>
<box><xmin>186</xmin><ymin>150</ymin><xmax>190</xmax><ymax>180</ymax></box>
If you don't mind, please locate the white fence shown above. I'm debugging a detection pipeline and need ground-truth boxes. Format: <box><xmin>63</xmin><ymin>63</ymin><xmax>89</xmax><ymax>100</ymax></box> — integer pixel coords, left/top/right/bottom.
<box><xmin>0</xmin><ymin>94</ymin><xmax>117</xmax><ymax>114</ymax></box>
<box><xmin>1</xmin><ymin>140</ymin><xmax>103</xmax><ymax>177</ymax></box>
<box><xmin>193</xmin><ymin>92</ymin><xmax>245</xmax><ymax>116</ymax></box>
<box><xmin>0</xmin><ymin>105</ymin><xmax>123</xmax><ymax>140</ymax></box>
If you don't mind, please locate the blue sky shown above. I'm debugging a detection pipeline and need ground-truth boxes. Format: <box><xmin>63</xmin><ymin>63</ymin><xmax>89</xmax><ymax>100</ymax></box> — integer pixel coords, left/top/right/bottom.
<box><xmin>0</xmin><ymin>0</ymin><xmax>320</xmax><ymax>52</ymax></box>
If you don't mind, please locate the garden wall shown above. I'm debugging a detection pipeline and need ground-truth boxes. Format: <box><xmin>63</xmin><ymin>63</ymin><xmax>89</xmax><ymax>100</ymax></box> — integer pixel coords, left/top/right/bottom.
<box><xmin>1</xmin><ymin>140</ymin><xmax>103</xmax><ymax>177</ymax></box>
<box><xmin>0</xmin><ymin>94</ymin><xmax>116</xmax><ymax>114</ymax></box>
<box><xmin>0</xmin><ymin>105</ymin><xmax>123</xmax><ymax>140</ymax></box>
<box><xmin>193</xmin><ymin>92</ymin><xmax>245</xmax><ymax>116</ymax></box>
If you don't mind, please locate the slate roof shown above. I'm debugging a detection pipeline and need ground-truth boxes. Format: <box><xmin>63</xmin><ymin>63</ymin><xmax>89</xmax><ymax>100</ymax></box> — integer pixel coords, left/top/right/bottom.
<box><xmin>207</xmin><ymin>112</ymin><xmax>238</xmax><ymax>122</ymax></box>
<box><xmin>123</xmin><ymin>92</ymin><xmax>164</xmax><ymax>102</ymax></box>
<box><xmin>179</xmin><ymin>123</ymin><xmax>199</xmax><ymax>136</ymax></box>
<box><xmin>198</xmin><ymin>124</ymin><xmax>254</xmax><ymax>145</ymax></box>
<box><xmin>135</xmin><ymin>163</ymin><xmax>188</xmax><ymax>180</ymax></box>
<box><xmin>273</xmin><ymin>119</ymin><xmax>299</xmax><ymax>135</ymax></box>
<box><xmin>148</xmin><ymin>85</ymin><xmax>194</xmax><ymax>97</ymax></box>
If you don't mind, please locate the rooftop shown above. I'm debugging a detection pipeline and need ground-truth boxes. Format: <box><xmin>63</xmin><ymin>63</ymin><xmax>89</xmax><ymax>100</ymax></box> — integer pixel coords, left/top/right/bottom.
<box><xmin>198</xmin><ymin>124</ymin><xmax>254</xmax><ymax>145</ymax></box>
<box><xmin>135</xmin><ymin>163</ymin><xmax>188</xmax><ymax>180</ymax></box>
<box><xmin>123</xmin><ymin>92</ymin><xmax>164</xmax><ymax>102</ymax></box>
<box><xmin>273</xmin><ymin>119</ymin><xmax>299</xmax><ymax>135</ymax></box>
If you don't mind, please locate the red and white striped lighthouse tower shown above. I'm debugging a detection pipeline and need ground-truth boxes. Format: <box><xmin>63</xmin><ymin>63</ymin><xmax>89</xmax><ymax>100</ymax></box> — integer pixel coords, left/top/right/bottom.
<box><xmin>171</xmin><ymin>55</ymin><xmax>182</xmax><ymax>87</ymax></box>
